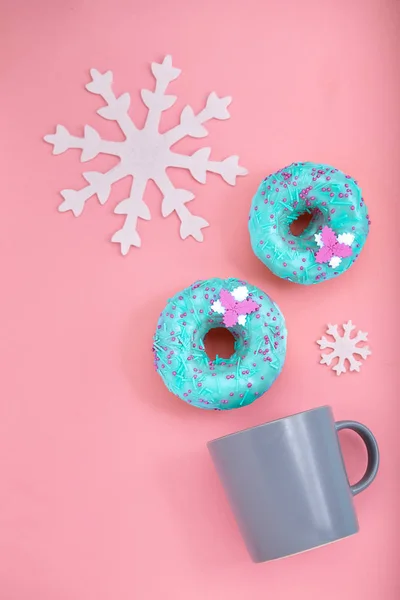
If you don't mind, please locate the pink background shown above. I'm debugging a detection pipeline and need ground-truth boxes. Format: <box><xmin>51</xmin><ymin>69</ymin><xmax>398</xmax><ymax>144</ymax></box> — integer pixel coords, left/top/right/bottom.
<box><xmin>1</xmin><ymin>0</ymin><xmax>399</xmax><ymax>598</ymax></box>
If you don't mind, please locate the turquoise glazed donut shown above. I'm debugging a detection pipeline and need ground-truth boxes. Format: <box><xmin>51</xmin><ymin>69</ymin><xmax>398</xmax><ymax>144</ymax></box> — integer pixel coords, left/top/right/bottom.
<box><xmin>249</xmin><ymin>162</ymin><xmax>370</xmax><ymax>284</ymax></box>
<box><xmin>153</xmin><ymin>278</ymin><xmax>287</xmax><ymax>410</ymax></box>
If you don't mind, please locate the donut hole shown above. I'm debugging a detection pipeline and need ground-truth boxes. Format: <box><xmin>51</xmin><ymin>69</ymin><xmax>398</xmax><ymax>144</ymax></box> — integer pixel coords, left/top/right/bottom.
<box><xmin>290</xmin><ymin>211</ymin><xmax>313</xmax><ymax>236</ymax></box>
<box><xmin>204</xmin><ymin>327</ymin><xmax>236</xmax><ymax>361</ymax></box>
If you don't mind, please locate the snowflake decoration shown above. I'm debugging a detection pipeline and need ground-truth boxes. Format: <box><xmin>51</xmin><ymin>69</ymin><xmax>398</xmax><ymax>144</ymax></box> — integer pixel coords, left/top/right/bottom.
<box><xmin>317</xmin><ymin>321</ymin><xmax>371</xmax><ymax>376</ymax></box>
<box><xmin>44</xmin><ymin>55</ymin><xmax>247</xmax><ymax>254</ymax></box>
<box><xmin>211</xmin><ymin>286</ymin><xmax>259</xmax><ymax>327</ymax></box>
<box><xmin>314</xmin><ymin>227</ymin><xmax>354</xmax><ymax>269</ymax></box>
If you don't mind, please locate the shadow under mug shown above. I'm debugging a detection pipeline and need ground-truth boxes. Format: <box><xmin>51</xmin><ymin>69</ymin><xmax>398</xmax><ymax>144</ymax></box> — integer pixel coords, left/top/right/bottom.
<box><xmin>208</xmin><ymin>406</ymin><xmax>379</xmax><ymax>563</ymax></box>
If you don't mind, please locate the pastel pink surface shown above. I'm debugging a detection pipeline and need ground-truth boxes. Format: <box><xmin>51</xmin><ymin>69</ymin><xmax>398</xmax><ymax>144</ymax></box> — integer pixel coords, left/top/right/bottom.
<box><xmin>0</xmin><ymin>1</ymin><xmax>399</xmax><ymax>599</ymax></box>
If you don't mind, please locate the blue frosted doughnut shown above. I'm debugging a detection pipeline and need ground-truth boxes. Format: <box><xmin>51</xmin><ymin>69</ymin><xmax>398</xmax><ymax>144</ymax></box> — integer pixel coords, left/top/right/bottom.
<box><xmin>153</xmin><ymin>278</ymin><xmax>287</xmax><ymax>410</ymax></box>
<box><xmin>249</xmin><ymin>162</ymin><xmax>370</xmax><ymax>284</ymax></box>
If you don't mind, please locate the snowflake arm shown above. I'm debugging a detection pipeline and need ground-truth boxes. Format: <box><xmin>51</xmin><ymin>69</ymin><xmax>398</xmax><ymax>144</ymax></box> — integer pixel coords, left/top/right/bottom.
<box><xmin>320</xmin><ymin>351</ymin><xmax>347</xmax><ymax>376</ymax></box>
<box><xmin>317</xmin><ymin>321</ymin><xmax>371</xmax><ymax>376</ymax></box>
<box><xmin>326</xmin><ymin>323</ymin><xmax>340</xmax><ymax>339</ymax></box>
<box><xmin>142</xmin><ymin>55</ymin><xmax>181</xmax><ymax>132</ymax></box>
<box><xmin>112</xmin><ymin>177</ymin><xmax>150</xmax><ymax>254</ymax></box>
<box><xmin>165</xmin><ymin>92</ymin><xmax>232</xmax><ymax>147</ymax></box>
<box><xmin>169</xmin><ymin>150</ymin><xmax>247</xmax><ymax>185</ymax></box>
<box><xmin>342</xmin><ymin>320</ymin><xmax>356</xmax><ymax>337</ymax></box>
<box><xmin>59</xmin><ymin>162</ymin><xmax>128</xmax><ymax>216</ymax></box>
<box><xmin>85</xmin><ymin>69</ymin><xmax>136</xmax><ymax>138</ymax></box>
<box><xmin>44</xmin><ymin>125</ymin><xmax>124</xmax><ymax>162</ymax></box>
<box><xmin>155</xmin><ymin>171</ymin><xmax>209</xmax><ymax>241</ymax></box>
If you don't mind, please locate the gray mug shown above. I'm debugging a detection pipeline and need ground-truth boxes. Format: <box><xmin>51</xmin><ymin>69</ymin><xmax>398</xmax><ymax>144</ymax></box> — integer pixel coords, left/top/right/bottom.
<box><xmin>208</xmin><ymin>406</ymin><xmax>379</xmax><ymax>562</ymax></box>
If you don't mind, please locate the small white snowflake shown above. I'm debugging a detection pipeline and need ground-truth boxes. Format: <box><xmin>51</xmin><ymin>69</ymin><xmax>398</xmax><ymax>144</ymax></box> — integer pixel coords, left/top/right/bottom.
<box><xmin>211</xmin><ymin>299</ymin><xmax>225</xmax><ymax>315</ymax></box>
<box><xmin>231</xmin><ymin>285</ymin><xmax>248</xmax><ymax>302</ymax></box>
<box><xmin>44</xmin><ymin>55</ymin><xmax>247</xmax><ymax>255</ymax></box>
<box><xmin>337</xmin><ymin>233</ymin><xmax>355</xmax><ymax>246</ymax></box>
<box><xmin>317</xmin><ymin>321</ymin><xmax>371</xmax><ymax>376</ymax></box>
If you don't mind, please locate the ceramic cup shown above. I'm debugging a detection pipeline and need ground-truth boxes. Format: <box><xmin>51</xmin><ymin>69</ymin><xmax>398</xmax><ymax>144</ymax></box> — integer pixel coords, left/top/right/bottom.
<box><xmin>208</xmin><ymin>406</ymin><xmax>379</xmax><ymax>562</ymax></box>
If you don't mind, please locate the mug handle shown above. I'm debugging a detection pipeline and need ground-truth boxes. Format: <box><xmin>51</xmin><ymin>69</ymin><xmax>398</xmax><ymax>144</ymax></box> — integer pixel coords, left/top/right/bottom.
<box><xmin>335</xmin><ymin>420</ymin><xmax>380</xmax><ymax>496</ymax></box>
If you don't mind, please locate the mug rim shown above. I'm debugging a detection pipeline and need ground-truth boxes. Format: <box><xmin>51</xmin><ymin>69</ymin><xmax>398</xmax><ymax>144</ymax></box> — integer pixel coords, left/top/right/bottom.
<box><xmin>207</xmin><ymin>405</ymin><xmax>332</xmax><ymax>447</ymax></box>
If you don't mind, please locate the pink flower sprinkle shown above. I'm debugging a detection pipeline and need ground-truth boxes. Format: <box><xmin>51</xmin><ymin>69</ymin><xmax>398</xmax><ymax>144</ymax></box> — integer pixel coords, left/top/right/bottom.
<box><xmin>315</xmin><ymin>226</ymin><xmax>352</xmax><ymax>265</ymax></box>
<box><xmin>217</xmin><ymin>289</ymin><xmax>259</xmax><ymax>328</ymax></box>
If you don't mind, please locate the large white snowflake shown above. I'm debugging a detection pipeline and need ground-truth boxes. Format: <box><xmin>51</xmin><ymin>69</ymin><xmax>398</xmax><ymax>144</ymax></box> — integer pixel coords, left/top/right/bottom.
<box><xmin>317</xmin><ymin>321</ymin><xmax>371</xmax><ymax>376</ymax></box>
<box><xmin>44</xmin><ymin>55</ymin><xmax>247</xmax><ymax>255</ymax></box>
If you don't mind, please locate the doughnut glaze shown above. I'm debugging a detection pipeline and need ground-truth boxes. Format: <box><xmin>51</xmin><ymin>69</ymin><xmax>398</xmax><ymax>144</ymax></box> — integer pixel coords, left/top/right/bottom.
<box><xmin>153</xmin><ymin>278</ymin><xmax>287</xmax><ymax>410</ymax></box>
<box><xmin>249</xmin><ymin>162</ymin><xmax>370</xmax><ymax>284</ymax></box>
